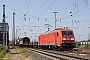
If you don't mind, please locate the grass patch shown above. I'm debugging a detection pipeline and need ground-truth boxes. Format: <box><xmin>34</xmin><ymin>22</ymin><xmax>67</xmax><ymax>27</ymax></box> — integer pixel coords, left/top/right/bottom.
<box><xmin>17</xmin><ymin>48</ymin><xmax>36</xmax><ymax>60</ymax></box>
<box><xmin>0</xmin><ymin>44</ymin><xmax>2</xmax><ymax>49</ymax></box>
<box><xmin>0</xmin><ymin>50</ymin><xmax>6</xmax><ymax>59</ymax></box>
<box><xmin>21</xmin><ymin>50</ymin><xmax>27</xmax><ymax>53</ymax></box>
<box><xmin>0</xmin><ymin>44</ymin><xmax>9</xmax><ymax>59</ymax></box>
<box><xmin>7</xmin><ymin>51</ymin><xmax>12</xmax><ymax>60</ymax></box>
<box><xmin>84</xmin><ymin>44</ymin><xmax>89</xmax><ymax>48</ymax></box>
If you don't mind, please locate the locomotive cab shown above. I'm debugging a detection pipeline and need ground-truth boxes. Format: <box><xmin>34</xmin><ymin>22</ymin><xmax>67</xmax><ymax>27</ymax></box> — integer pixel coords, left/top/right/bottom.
<box><xmin>61</xmin><ymin>31</ymin><xmax>75</xmax><ymax>48</ymax></box>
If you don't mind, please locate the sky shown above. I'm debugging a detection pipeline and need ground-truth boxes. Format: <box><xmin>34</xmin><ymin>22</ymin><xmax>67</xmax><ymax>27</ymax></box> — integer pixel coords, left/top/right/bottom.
<box><xmin>0</xmin><ymin>0</ymin><xmax>90</xmax><ymax>42</ymax></box>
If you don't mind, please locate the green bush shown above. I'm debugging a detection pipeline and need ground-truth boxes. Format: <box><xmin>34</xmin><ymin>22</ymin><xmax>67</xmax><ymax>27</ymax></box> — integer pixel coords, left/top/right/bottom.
<box><xmin>0</xmin><ymin>44</ymin><xmax>2</xmax><ymax>49</ymax></box>
<box><xmin>76</xmin><ymin>44</ymin><xmax>79</xmax><ymax>48</ymax></box>
<box><xmin>84</xmin><ymin>44</ymin><xmax>89</xmax><ymax>48</ymax></box>
<box><xmin>0</xmin><ymin>49</ymin><xmax>1</xmax><ymax>52</ymax></box>
<box><xmin>0</xmin><ymin>50</ymin><xmax>6</xmax><ymax>59</ymax></box>
<box><xmin>0</xmin><ymin>46</ymin><xmax>8</xmax><ymax>59</ymax></box>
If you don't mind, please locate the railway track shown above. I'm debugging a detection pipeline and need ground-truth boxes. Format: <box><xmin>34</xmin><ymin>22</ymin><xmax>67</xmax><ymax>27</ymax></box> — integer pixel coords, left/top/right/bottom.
<box><xmin>29</xmin><ymin>48</ymin><xmax>90</xmax><ymax>60</ymax></box>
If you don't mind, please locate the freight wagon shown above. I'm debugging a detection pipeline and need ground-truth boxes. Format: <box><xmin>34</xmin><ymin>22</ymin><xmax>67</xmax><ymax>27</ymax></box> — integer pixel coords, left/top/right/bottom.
<box><xmin>38</xmin><ymin>28</ymin><xmax>75</xmax><ymax>50</ymax></box>
<box><xmin>19</xmin><ymin>37</ymin><xmax>30</xmax><ymax>47</ymax></box>
<box><xmin>29</xmin><ymin>42</ymin><xmax>38</xmax><ymax>48</ymax></box>
<box><xmin>18</xmin><ymin>37</ymin><xmax>38</xmax><ymax>47</ymax></box>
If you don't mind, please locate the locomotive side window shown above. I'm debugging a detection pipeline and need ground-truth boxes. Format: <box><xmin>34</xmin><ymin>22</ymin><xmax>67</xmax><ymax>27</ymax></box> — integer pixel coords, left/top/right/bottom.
<box><xmin>57</xmin><ymin>32</ymin><xmax>59</xmax><ymax>36</ymax></box>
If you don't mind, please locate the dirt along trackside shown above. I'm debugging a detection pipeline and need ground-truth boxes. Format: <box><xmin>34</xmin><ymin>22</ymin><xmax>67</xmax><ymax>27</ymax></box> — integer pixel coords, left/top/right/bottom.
<box><xmin>2</xmin><ymin>46</ymin><xmax>36</xmax><ymax>60</ymax></box>
<box><xmin>10</xmin><ymin>47</ymin><xmax>36</xmax><ymax>60</ymax></box>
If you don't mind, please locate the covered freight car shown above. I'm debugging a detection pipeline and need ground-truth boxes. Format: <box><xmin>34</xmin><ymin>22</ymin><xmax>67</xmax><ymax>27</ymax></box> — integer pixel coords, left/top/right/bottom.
<box><xmin>38</xmin><ymin>28</ymin><xmax>76</xmax><ymax>50</ymax></box>
<box><xmin>19</xmin><ymin>37</ymin><xmax>30</xmax><ymax>47</ymax></box>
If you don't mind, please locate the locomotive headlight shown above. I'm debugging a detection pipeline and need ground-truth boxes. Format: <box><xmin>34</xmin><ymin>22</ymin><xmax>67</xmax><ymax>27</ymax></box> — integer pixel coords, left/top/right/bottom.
<box><xmin>71</xmin><ymin>38</ymin><xmax>74</xmax><ymax>40</ymax></box>
<box><xmin>62</xmin><ymin>38</ymin><xmax>66</xmax><ymax>40</ymax></box>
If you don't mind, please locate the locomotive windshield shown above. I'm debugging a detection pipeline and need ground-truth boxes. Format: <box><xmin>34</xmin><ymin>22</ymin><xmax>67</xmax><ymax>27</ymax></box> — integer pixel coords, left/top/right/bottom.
<box><xmin>62</xmin><ymin>31</ymin><xmax>73</xmax><ymax>36</ymax></box>
<box><xmin>68</xmin><ymin>32</ymin><xmax>73</xmax><ymax>35</ymax></box>
<box><xmin>62</xmin><ymin>31</ymin><xmax>67</xmax><ymax>35</ymax></box>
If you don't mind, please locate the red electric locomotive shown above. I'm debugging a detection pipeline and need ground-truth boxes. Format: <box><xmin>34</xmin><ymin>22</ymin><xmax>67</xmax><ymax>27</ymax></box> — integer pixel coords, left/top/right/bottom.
<box><xmin>38</xmin><ymin>28</ymin><xmax>75</xmax><ymax>50</ymax></box>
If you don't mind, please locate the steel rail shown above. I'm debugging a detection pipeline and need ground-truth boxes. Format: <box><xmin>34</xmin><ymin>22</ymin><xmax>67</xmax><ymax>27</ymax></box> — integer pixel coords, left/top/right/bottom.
<box><xmin>30</xmin><ymin>48</ymin><xmax>90</xmax><ymax>60</ymax></box>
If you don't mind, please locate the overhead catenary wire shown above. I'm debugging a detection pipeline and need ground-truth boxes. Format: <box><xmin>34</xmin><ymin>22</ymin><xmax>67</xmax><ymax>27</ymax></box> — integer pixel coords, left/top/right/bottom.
<box><xmin>34</xmin><ymin>0</ymin><xmax>47</xmax><ymax>15</ymax></box>
<box><xmin>23</xmin><ymin>0</ymin><xmax>30</xmax><ymax>21</ymax></box>
<box><xmin>26</xmin><ymin>0</ymin><xmax>30</xmax><ymax>14</ymax></box>
<box><xmin>27</xmin><ymin>0</ymin><xmax>56</xmax><ymax>30</ymax></box>
<box><xmin>6</xmin><ymin>5</ymin><xmax>52</xmax><ymax>20</ymax></box>
<box><xmin>6</xmin><ymin>0</ymin><xmax>90</xmax><ymax>40</ymax></box>
<box><xmin>59</xmin><ymin>0</ymin><xmax>79</xmax><ymax>14</ymax></box>
<box><xmin>5</xmin><ymin>0</ymin><xmax>88</xmax><ymax>21</ymax></box>
<box><xmin>10</xmin><ymin>5</ymin><xmax>90</xmax><ymax>30</ymax></box>
<box><xmin>39</xmin><ymin>0</ymin><xmax>55</xmax><ymax>17</ymax></box>
<box><xmin>57</xmin><ymin>4</ymin><xmax>90</xmax><ymax>22</ymax></box>
<box><xmin>6</xmin><ymin>2</ymin><xmax>90</xmax><ymax>24</ymax></box>
<box><xmin>6</xmin><ymin>5</ymin><xmax>25</xmax><ymax>14</ymax></box>
<box><xmin>55</xmin><ymin>0</ymin><xmax>89</xmax><ymax>22</ymax></box>
<box><xmin>5</xmin><ymin>0</ymin><xmax>90</xmax><ymax>25</ymax></box>
<box><xmin>5</xmin><ymin>0</ymin><xmax>88</xmax><ymax>18</ymax></box>
<box><xmin>25</xmin><ymin>0</ymin><xmax>28</xmax><ymax>12</ymax></box>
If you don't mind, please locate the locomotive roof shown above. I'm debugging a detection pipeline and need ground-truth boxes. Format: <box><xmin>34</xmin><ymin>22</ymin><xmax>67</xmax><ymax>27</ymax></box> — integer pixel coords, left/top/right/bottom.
<box><xmin>39</xmin><ymin>28</ymin><xmax>73</xmax><ymax>36</ymax></box>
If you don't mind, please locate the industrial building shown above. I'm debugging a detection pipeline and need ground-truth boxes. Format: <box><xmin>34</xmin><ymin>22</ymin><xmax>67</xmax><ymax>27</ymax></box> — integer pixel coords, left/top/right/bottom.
<box><xmin>0</xmin><ymin>23</ymin><xmax>9</xmax><ymax>46</ymax></box>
